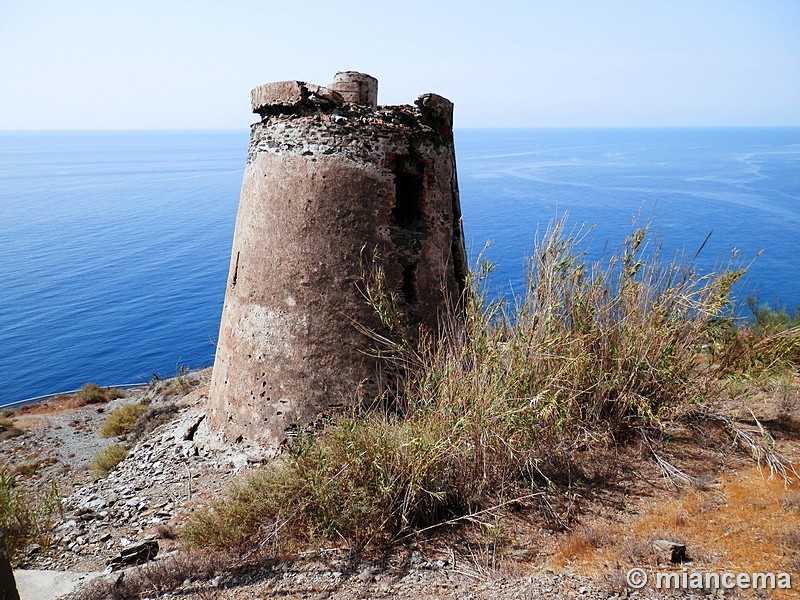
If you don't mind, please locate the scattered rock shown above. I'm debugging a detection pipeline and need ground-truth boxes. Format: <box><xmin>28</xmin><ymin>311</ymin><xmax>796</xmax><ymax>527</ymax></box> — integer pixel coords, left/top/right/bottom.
<box><xmin>107</xmin><ymin>540</ymin><xmax>159</xmax><ymax>571</ymax></box>
<box><xmin>653</xmin><ymin>539</ymin><xmax>687</xmax><ymax>563</ymax></box>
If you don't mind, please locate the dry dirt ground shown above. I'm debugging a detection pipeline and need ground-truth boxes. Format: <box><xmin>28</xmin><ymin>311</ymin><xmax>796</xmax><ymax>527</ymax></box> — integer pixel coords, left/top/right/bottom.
<box><xmin>2</xmin><ymin>371</ymin><xmax>799</xmax><ymax>599</ymax></box>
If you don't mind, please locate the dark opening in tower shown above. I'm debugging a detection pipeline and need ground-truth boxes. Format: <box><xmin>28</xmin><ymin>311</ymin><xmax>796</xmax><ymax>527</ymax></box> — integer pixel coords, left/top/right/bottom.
<box><xmin>392</xmin><ymin>155</ymin><xmax>423</xmax><ymax>228</ymax></box>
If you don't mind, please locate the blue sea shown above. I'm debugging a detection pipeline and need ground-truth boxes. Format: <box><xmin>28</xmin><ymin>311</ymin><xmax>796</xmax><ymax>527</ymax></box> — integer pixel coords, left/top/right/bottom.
<box><xmin>1</xmin><ymin>128</ymin><xmax>798</xmax><ymax>405</ymax></box>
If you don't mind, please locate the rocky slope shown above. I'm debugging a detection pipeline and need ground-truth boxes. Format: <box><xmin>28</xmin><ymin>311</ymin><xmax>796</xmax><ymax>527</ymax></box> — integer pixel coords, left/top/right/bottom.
<box><xmin>3</xmin><ymin>372</ymin><xmax>798</xmax><ymax>599</ymax></box>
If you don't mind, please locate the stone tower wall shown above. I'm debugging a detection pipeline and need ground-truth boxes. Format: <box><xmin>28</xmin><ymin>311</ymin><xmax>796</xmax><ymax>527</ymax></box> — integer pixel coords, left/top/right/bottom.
<box><xmin>207</xmin><ymin>72</ymin><xmax>467</xmax><ymax>448</ymax></box>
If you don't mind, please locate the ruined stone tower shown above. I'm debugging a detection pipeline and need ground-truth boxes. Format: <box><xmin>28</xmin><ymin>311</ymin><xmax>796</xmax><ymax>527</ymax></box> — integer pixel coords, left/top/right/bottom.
<box><xmin>207</xmin><ymin>72</ymin><xmax>467</xmax><ymax>447</ymax></box>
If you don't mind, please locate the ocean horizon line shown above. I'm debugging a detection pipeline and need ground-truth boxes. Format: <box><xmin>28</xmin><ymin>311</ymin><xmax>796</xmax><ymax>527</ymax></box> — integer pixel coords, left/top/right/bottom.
<box><xmin>2</xmin><ymin>125</ymin><xmax>800</xmax><ymax>134</ymax></box>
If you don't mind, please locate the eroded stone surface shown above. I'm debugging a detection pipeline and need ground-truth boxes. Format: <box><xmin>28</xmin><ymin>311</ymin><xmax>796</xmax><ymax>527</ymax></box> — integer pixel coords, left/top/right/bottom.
<box><xmin>208</xmin><ymin>73</ymin><xmax>468</xmax><ymax>449</ymax></box>
<box><xmin>251</xmin><ymin>81</ymin><xmax>345</xmax><ymax>116</ymax></box>
<box><xmin>329</xmin><ymin>71</ymin><xmax>378</xmax><ymax>107</ymax></box>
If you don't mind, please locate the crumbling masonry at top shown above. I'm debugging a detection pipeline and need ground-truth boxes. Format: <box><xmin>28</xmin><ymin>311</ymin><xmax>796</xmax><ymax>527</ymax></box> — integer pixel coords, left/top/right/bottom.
<box><xmin>207</xmin><ymin>71</ymin><xmax>468</xmax><ymax>448</ymax></box>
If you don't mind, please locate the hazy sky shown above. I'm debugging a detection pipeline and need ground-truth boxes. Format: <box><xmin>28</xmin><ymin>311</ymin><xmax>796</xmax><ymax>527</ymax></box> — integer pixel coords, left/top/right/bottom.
<box><xmin>1</xmin><ymin>1</ymin><xmax>798</xmax><ymax>129</ymax></box>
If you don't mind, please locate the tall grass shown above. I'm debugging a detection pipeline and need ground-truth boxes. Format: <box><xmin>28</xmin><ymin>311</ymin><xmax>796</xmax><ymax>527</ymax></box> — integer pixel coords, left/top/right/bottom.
<box><xmin>0</xmin><ymin>470</ymin><xmax>61</xmax><ymax>564</ymax></box>
<box><xmin>184</xmin><ymin>219</ymin><xmax>749</xmax><ymax>551</ymax></box>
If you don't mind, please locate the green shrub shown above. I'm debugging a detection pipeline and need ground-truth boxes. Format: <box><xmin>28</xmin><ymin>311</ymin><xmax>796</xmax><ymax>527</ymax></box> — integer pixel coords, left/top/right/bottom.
<box><xmin>78</xmin><ymin>383</ymin><xmax>125</xmax><ymax>405</ymax></box>
<box><xmin>91</xmin><ymin>443</ymin><xmax>128</xmax><ymax>477</ymax></box>
<box><xmin>0</xmin><ymin>470</ymin><xmax>61</xmax><ymax>564</ymax></box>
<box><xmin>185</xmin><ymin>219</ymin><xmax>748</xmax><ymax>552</ymax></box>
<box><xmin>749</xmin><ymin>297</ymin><xmax>800</xmax><ymax>331</ymax></box>
<box><xmin>710</xmin><ymin>298</ymin><xmax>800</xmax><ymax>375</ymax></box>
<box><xmin>99</xmin><ymin>403</ymin><xmax>147</xmax><ymax>438</ymax></box>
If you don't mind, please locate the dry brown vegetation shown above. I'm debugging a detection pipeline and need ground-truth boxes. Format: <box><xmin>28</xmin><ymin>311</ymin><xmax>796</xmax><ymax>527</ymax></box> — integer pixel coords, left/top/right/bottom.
<box><xmin>127</xmin><ymin>402</ymin><xmax>178</xmax><ymax>442</ymax></box>
<box><xmin>0</xmin><ymin>414</ymin><xmax>22</xmax><ymax>441</ymax></box>
<box><xmin>553</xmin><ymin>467</ymin><xmax>800</xmax><ymax>599</ymax></box>
<box><xmin>91</xmin><ymin>443</ymin><xmax>128</xmax><ymax>478</ymax></box>
<box><xmin>77</xmin><ymin>382</ymin><xmax>126</xmax><ymax>406</ymax></box>
<box><xmin>6</xmin><ymin>218</ymin><xmax>797</xmax><ymax>599</ymax></box>
<box><xmin>184</xmin><ymin>219</ymin><xmax>800</xmax><ymax>569</ymax></box>
<box><xmin>99</xmin><ymin>402</ymin><xmax>148</xmax><ymax>438</ymax></box>
<box><xmin>0</xmin><ymin>469</ymin><xmax>62</xmax><ymax>564</ymax></box>
<box><xmin>79</xmin><ymin>549</ymin><xmax>239</xmax><ymax>600</ymax></box>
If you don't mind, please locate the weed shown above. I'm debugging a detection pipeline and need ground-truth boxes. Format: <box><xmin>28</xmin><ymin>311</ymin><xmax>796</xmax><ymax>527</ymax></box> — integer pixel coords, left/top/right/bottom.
<box><xmin>710</xmin><ymin>298</ymin><xmax>800</xmax><ymax>376</ymax></box>
<box><xmin>775</xmin><ymin>373</ymin><xmax>799</xmax><ymax>419</ymax></box>
<box><xmin>0</xmin><ymin>416</ymin><xmax>22</xmax><ymax>441</ymax></box>
<box><xmin>14</xmin><ymin>457</ymin><xmax>57</xmax><ymax>477</ymax></box>
<box><xmin>0</xmin><ymin>470</ymin><xmax>62</xmax><ymax>564</ymax></box>
<box><xmin>185</xmin><ymin>219</ymin><xmax>753</xmax><ymax>554</ymax></box>
<box><xmin>619</xmin><ymin>536</ymin><xmax>653</xmax><ymax>565</ymax></box>
<box><xmin>717</xmin><ymin>412</ymin><xmax>797</xmax><ymax>479</ymax></box>
<box><xmin>99</xmin><ymin>403</ymin><xmax>148</xmax><ymax>438</ymax></box>
<box><xmin>154</xmin><ymin>523</ymin><xmax>179</xmax><ymax>540</ymax></box>
<box><xmin>127</xmin><ymin>403</ymin><xmax>178</xmax><ymax>442</ymax></box>
<box><xmin>79</xmin><ymin>549</ymin><xmax>232</xmax><ymax>600</ymax></box>
<box><xmin>91</xmin><ymin>443</ymin><xmax>128</xmax><ymax>478</ymax></box>
<box><xmin>783</xmin><ymin>492</ymin><xmax>800</xmax><ymax>512</ymax></box>
<box><xmin>77</xmin><ymin>383</ymin><xmax>126</xmax><ymax>406</ymax></box>
<box><xmin>176</xmin><ymin>364</ymin><xmax>192</xmax><ymax>394</ymax></box>
<box><xmin>554</xmin><ymin>530</ymin><xmax>598</xmax><ymax>565</ymax></box>
<box><xmin>749</xmin><ymin>297</ymin><xmax>800</xmax><ymax>331</ymax></box>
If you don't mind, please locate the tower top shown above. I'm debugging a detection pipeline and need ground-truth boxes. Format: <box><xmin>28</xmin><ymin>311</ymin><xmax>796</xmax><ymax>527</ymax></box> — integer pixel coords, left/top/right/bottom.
<box><xmin>329</xmin><ymin>72</ymin><xmax>378</xmax><ymax>108</ymax></box>
<box><xmin>251</xmin><ymin>71</ymin><xmax>378</xmax><ymax>116</ymax></box>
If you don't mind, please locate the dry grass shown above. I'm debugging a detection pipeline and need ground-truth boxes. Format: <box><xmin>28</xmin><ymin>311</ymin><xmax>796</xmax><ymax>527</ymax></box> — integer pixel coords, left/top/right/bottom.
<box><xmin>99</xmin><ymin>402</ymin><xmax>148</xmax><ymax>438</ymax></box>
<box><xmin>0</xmin><ymin>469</ymin><xmax>61</xmax><ymax>564</ymax></box>
<box><xmin>553</xmin><ymin>529</ymin><xmax>600</xmax><ymax>566</ymax></box>
<box><xmin>154</xmin><ymin>523</ymin><xmax>179</xmax><ymax>540</ymax></box>
<box><xmin>0</xmin><ymin>415</ymin><xmax>22</xmax><ymax>441</ymax></box>
<box><xmin>710</xmin><ymin>299</ymin><xmax>800</xmax><ymax>377</ymax></box>
<box><xmin>184</xmin><ymin>219</ymin><xmax>770</xmax><ymax>555</ymax></box>
<box><xmin>551</xmin><ymin>467</ymin><xmax>800</xmax><ymax>599</ymax></box>
<box><xmin>77</xmin><ymin>382</ymin><xmax>126</xmax><ymax>406</ymax></box>
<box><xmin>91</xmin><ymin>443</ymin><xmax>128</xmax><ymax>478</ymax></box>
<box><xmin>127</xmin><ymin>402</ymin><xmax>178</xmax><ymax>442</ymax></box>
<box><xmin>78</xmin><ymin>549</ymin><xmax>238</xmax><ymax>600</ymax></box>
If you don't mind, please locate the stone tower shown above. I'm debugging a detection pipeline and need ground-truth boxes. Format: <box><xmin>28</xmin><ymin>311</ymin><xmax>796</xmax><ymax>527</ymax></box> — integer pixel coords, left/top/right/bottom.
<box><xmin>207</xmin><ymin>72</ymin><xmax>467</xmax><ymax>448</ymax></box>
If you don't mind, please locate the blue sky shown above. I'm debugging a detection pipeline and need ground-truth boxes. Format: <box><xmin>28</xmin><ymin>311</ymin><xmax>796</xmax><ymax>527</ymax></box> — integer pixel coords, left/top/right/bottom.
<box><xmin>1</xmin><ymin>0</ymin><xmax>798</xmax><ymax>129</ymax></box>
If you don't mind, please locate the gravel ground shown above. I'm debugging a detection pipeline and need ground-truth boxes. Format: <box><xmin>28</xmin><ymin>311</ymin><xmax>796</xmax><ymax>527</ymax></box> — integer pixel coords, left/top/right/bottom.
<box><xmin>4</xmin><ymin>372</ymin><xmax>797</xmax><ymax>599</ymax></box>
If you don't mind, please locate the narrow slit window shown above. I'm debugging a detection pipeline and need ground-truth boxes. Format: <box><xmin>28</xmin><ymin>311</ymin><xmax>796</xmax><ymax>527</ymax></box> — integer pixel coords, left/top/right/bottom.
<box><xmin>231</xmin><ymin>252</ymin><xmax>240</xmax><ymax>287</ymax></box>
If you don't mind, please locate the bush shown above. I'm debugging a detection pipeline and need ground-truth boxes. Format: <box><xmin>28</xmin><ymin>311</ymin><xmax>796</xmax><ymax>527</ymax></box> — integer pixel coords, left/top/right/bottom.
<box><xmin>0</xmin><ymin>470</ymin><xmax>61</xmax><ymax>564</ymax></box>
<box><xmin>128</xmin><ymin>403</ymin><xmax>178</xmax><ymax>442</ymax></box>
<box><xmin>0</xmin><ymin>415</ymin><xmax>22</xmax><ymax>441</ymax></box>
<box><xmin>184</xmin><ymin>219</ymin><xmax>747</xmax><ymax>552</ymax></box>
<box><xmin>78</xmin><ymin>383</ymin><xmax>126</xmax><ymax>405</ymax></box>
<box><xmin>99</xmin><ymin>403</ymin><xmax>148</xmax><ymax>438</ymax></box>
<box><xmin>91</xmin><ymin>444</ymin><xmax>128</xmax><ymax>477</ymax></box>
<box><xmin>710</xmin><ymin>298</ymin><xmax>800</xmax><ymax>375</ymax></box>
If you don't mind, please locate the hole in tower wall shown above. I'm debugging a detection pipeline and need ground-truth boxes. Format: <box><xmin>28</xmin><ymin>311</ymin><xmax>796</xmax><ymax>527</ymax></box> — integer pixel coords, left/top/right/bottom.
<box><xmin>402</xmin><ymin>263</ymin><xmax>418</xmax><ymax>304</ymax></box>
<box><xmin>392</xmin><ymin>156</ymin><xmax>424</xmax><ymax>228</ymax></box>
